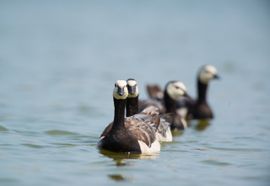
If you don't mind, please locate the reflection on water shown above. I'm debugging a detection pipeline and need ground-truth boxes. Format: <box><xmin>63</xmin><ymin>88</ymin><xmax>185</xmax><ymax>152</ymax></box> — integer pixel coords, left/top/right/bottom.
<box><xmin>0</xmin><ymin>125</ymin><xmax>8</xmax><ymax>132</ymax></box>
<box><xmin>45</xmin><ymin>130</ymin><xmax>79</xmax><ymax>136</ymax></box>
<box><xmin>108</xmin><ymin>174</ymin><xmax>130</xmax><ymax>182</ymax></box>
<box><xmin>171</xmin><ymin>130</ymin><xmax>184</xmax><ymax>137</ymax></box>
<box><xmin>195</xmin><ymin>120</ymin><xmax>211</xmax><ymax>131</ymax></box>
<box><xmin>22</xmin><ymin>143</ymin><xmax>44</xmax><ymax>149</ymax></box>
<box><xmin>99</xmin><ymin>149</ymin><xmax>159</xmax><ymax>166</ymax></box>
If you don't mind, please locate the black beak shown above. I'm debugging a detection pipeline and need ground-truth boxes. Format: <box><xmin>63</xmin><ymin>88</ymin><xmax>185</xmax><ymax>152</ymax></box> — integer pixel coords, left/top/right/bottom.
<box><xmin>128</xmin><ymin>86</ymin><xmax>136</xmax><ymax>95</ymax></box>
<box><xmin>118</xmin><ymin>87</ymin><xmax>125</xmax><ymax>96</ymax></box>
<box><xmin>213</xmin><ymin>74</ymin><xmax>220</xmax><ymax>80</ymax></box>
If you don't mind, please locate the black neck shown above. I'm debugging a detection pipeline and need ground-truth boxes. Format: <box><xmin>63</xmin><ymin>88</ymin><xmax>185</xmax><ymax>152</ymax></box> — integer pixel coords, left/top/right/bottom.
<box><xmin>126</xmin><ymin>96</ymin><xmax>139</xmax><ymax>117</ymax></box>
<box><xmin>197</xmin><ymin>78</ymin><xmax>208</xmax><ymax>103</ymax></box>
<box><xmin>164</xmin><ymin>90</ymin><xmax>177</xmax><ymax>113</ymax></box>
<box><xmin>112</xmin><ymin>98</ymin><xmax>126</xmax><ymax>130</ymax></box>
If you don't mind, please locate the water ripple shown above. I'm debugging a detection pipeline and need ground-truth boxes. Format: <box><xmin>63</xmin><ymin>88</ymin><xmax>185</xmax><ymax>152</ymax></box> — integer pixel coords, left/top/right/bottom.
<box><xmin>22</xmin><ymin>143</ymin><xmax>44</xmax><ymax>149</ymax></box>
<box><xmin>209</xmin><ymin>146</ymin><xmax>264</xmax><ymax>152</ymax></box>
<box><xmin>45</xmin><ymin>130</ymin><xmax>79</xmax><ymax>136</ymax></box>
<box><xmin>50</xmin><ymin>142</ymin><xmax>77</xmax><ymax>147</ymax></box>
<box><xmin>201</xmin><ymin>159</ymin><xmax>231</xmax><ymax>166</ymax></box>
<box><xmin>0</xmin><ymin>178</ymin><xmax>19</xmax><ymax>184</ymax></box>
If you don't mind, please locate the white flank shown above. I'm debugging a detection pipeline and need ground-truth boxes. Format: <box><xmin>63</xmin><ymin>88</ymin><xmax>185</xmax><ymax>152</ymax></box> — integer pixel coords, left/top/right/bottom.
<box><xmin>177</xmin><ymin>108</ymin><xmax>188</xmax><ymax>118</ymax></box>
<box><xmin>165</xmin><ymin>128</ymin><xmax>173</xmax><ymax>142</ymax></box>
<box><xmin>181</xmin><ymin>118</ymin><xmax>188</xmax><ymax>129</ymax></box>
<box><xmin>138</xmin><ymin>140</ymin><xmax>160</xmax><ymax>154</ymax></box>
<box><xmin>156</xmin><ymin>128</ymin><xmax>173</xmax><ymax>142</ymax></box>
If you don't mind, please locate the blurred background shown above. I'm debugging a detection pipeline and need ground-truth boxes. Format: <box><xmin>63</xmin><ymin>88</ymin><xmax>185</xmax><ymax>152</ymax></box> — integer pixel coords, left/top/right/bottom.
<box><xmin>0</xmin><ymin>0</ymin><xmax>269</xmax><ymax>186</ymax></box>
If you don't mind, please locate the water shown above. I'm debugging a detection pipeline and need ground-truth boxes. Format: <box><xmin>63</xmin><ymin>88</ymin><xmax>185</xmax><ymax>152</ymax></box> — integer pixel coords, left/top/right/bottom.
<box><xmin>0</xmin><ymin>1</ymin><xmax>270</xmax><ymax>186</ymax></box>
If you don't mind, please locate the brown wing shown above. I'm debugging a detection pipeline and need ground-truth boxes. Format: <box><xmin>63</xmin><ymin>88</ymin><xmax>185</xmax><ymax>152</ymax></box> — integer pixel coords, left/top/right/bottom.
<box><xmin>101</xmin><ymin>108</ymin><xmax>161</xmax><ymax>147</ymax></box>
<box><xmin>138</xmin><ymin>99</ymin><xmax>165</xmax><ymax>113</ymax></box>
<box><xmin>146</xmin><ymin>84</ymin><xmax>163</xmax><ymax>100</ymax></box>
<box><xmin>141</xmin><ymin>106</ymin><xmax>171</xmax><ymax>138</ymax></box>
<box><xmin>125</xmin><ymin>114</ymin><xmax>160</xmax><ymax>147</ymax></box>
<box><xmin>100</xmin><ymin>107</ymin><xmax>160</xmax><ymax>136</ymax></box>
<box><xmin>157</xmin><ymin>118</ymin><xmax>171</xmax><ymax>137</ymax></box>
<box><xmin>161</xmin><ymin>113</ymin><xmax>186</xmax><ymax>130</ymax></box>
<box><xmin>141</xmin><ymin>105</ymin><xmax>160</xmax><ymax>115</ymax></box>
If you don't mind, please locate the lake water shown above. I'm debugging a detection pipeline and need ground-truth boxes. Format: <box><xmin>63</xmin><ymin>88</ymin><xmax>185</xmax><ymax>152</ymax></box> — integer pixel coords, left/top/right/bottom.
<box><xmin>0</xmin><ymin>1</ymin><xmax>270</xmax><ymax>186</ymax></box>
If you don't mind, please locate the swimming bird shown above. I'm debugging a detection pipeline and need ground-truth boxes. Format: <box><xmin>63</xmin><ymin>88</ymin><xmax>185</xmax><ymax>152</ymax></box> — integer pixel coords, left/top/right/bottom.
<box><xmin>98</xmin><ymin>80</ymin><xmax>161</xmax><ymax>154</ymax></box>
<box><xmin>126</xmin><ymin>78</ymin><xmax>172</xmax><ymax>142</ymax></box>
<box><xmin>141</xmin><ymin>81</ymin><xmax>189</xmax><ymax>131</ymax></box>
<box><xmin>187</xmin><ymin>65</ymin><xmax>220</xmax><ymax>119</ymax></box>
<box><xmin>146</xmin><ymin>65</ymin><xmax>220</xmax><ymax>120</ymax></box>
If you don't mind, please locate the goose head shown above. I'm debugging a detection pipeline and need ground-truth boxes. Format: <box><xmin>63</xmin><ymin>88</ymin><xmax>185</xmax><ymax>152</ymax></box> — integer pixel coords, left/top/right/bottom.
<box><xmin>113</xmin><ymin>80</ymin><xmax>129</xmax><ymax>100</ymax></box>
<box><xmin>165</xmin><ymin>81</ymin><xmax>187</xmax><ymax>101</ymax></box>
<box><xmin>126</xmin><ymin>78</ymin><xmax>139</xmax><ymax>98</ymax></box>
<box><xmin>198</xmin><ymin>65</ymin><xmax>220</xmax><ymax>84</ymax></box>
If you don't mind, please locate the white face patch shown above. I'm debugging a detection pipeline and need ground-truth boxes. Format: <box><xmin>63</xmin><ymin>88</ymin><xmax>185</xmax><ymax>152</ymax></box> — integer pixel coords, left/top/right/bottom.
<box><xmin>127</xmin><ymin>79</ymin><xmax>139</xmax><ymax>98</ymax></box>
<box><xmin>174</xmin><ymin>82</ymin><xmax>187</xmax><ymax>92</ymax></box>
<box><xmin>166</xmin><ymin>81</ymin><xmax>187</xmax><ymax>101</ymax></box>
<box><xmin>199</xmin><ymin>65</ymin><xmax>218</xmax><ymax>84</ymax></box>
<box><xmin>155</xmin><ymin>125</ymin><xmax>173</xmax><ymax>142</ymax></box>
<box><xmin>113</xmin><ymin>80</ymin><xmax>128</xmax><ymax>100</ymax></box>
<box><xmin>177</xmin><ymin>108</ymin><xmax>188</xmax><ymax>118</ymax></box>
<box><xmin>127</xmin><ymin>79</ymin><xmax>137</xmax><ymax>87</ymax></box>
<box><xmin>116</xmin><ymin>80</ymin><xmax>127</xmax><ymax>88</ymax></box>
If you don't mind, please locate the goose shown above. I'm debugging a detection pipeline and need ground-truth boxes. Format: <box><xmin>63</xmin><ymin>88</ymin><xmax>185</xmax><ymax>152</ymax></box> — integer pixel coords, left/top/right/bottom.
<box><xmin>126</xmin><ymin>78</ymin><xmax>172</xmax><ymax>142</ymax></box>
<box><xmin>98</xmin><ymin>80</ymin><xmax>161</xmax><ymax>154</ymax></box>
<box><xmin>187</xmin><ymin>65</ymin><xmax>220</xmax><ymax>119</ymax></box>
<box><xmin>146</xmin><ymin>65</ymin><xmax>220</xmax><ymax>120</ymax></box>
<box><xmin>141</xmin><ymin>81</ymin><xmax>189</xmax><ymax>131</ymax></box>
